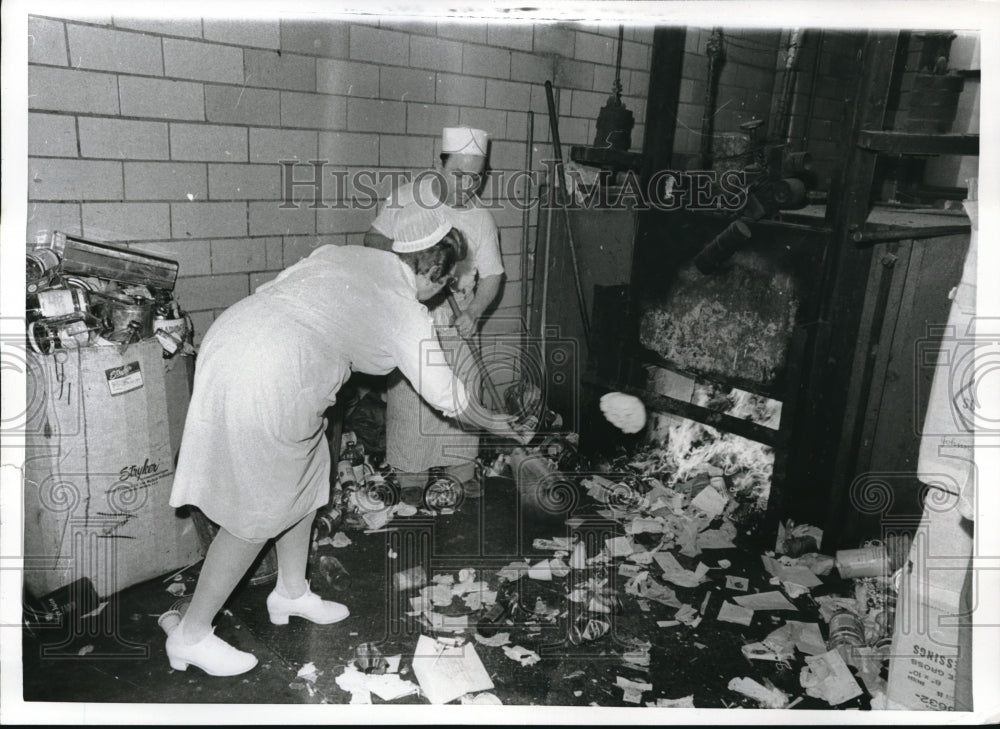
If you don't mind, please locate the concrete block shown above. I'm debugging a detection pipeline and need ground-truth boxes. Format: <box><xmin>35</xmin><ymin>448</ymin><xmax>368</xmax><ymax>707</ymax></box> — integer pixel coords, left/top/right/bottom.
<box><xmin>485</xmin><ymin>79</ymin><xmax>531</xmax><ymax>111</ymax></box>
<box><xmin>163</xmin><ymin>38</ymin><xmax>243</xmax><ymax>84</ymax></box>
<box><xmin>316</xmin><ymin>205</ymin><xmax>376</xmax><ymax>235</ymax></box>
<box><xmin>205</xmin><ymin>85</ymin><xmax>279</xmax><ymax>126</ymax></box>
<box><xmin>279</xmin><ymin>19</ymin><xmax>349</xmax><ymax>58</ymax></box>
<box><xmin>244</xmin><ymin>49</ymin><xmax>316</xmax><ymax>92</ymax></box>
<box><xmin>78</xmin><ymin>117</ymin><xmax>168</xmax><ymax>160</ymax></box>
<box><xmin>347</xmin><ymin>98</ymin><xmax>406</xmax><ymax>133</ymax></box>
<box><xmin>554</xmin><ymin>58</ymin><xmax>593</xmax><ymax>90</ymax></box>
<box><xmin>130</xmin><ymin>239</ymin><xmax>211</xmax><ymax>276</ymax></box>
<box><xmin>82</xmin><ymin>202</ymin><xmax>171</xmax><ymax>241</ymax></box>
<box><xmin>316</xmin><ymin>58</ymin><xmax>379</xmax><ymax>97</ymax></box>
<box><xmin>379</xmin><ymin>19</ymin><xmax>436</xmax><ymax>35</ymax></box>
<box><xmin>29</xmin><ymin>113</ymin><xmax>78</xmax><ymax>157</ymax></box>
<box><xmin>210</xmin><ymin>237</ymin><xmax>268</xmax><ymax>273</ymax></box>
<box><xmin>120</xmin><ymin>77</ymin><xmax>203</xmax><ymax>121</ymax></box>
<box><xmin>462</xmin><ymin>43</ymin><xmax>511</xmax><ymax>80</ymax></box>
<box><xmin>436</xmin><ymin>22</ymin><xmax>487</xmax><ymax>44</ymax></box>
<box><xmin>573</xmin><ymin>31</ymin><xmax>615</xmax><ymax>65</ymax></box>
<box><xmin>171</xmin><ymin>201</ymin><xmax>248</xmax><ymax>239</ymax></box>
<box><xmin>29</xmin><ymin>158</ymin><xmax>122</xmax><ymax>201</ymax></box>
<box><xmin>112</xmin><ymin>17</ymin><xmax>203</xmax><ymax>38</ymax></box>
<box><xmin>280</xmin><ymin>91</ymin><xmax>346</xmax><ymax>130</ymax></box>
<box><xmin>681</xmin><ymin>53</ymin><xmax>707</xmax><ymax>81</ymax></box>
<box><xmin>344</xmin><ymin>232</ymin><xmax>366</xmax><ymax>247</ymax></box>
<box><xmin>487</xmin><ymin>23</ymin><xmax>534</xmax><ymax>51</ymax></box>
<box><xmin>510</xmin><ymin>52</ymin><xmax>551</xmax><ymax>85</ymax></box>
<box><xmin>350</xmin><ymin>25</ymin><xmax>409</xmax><ymax>66</ymax></box>
<box><xmin>264</xmin><ymin>236</ymin><xmax>283</xmax><ymax>268</ymax></box>
<box><xmin>249</xmin><ymin>201</ymin><xmax>315</xmax><ymax>236</ymax></box>
<box><xmin>593</xmin><ymin>64</ymin><xmax>617</xmax><ymax>94</ymax></box>
<box><xmin>174</xmin><ymin>273</ymin><xmax>250</xmax><ymax>312</ymax></box>
<box><xmin>29</xmin><ymin>66</ymin><xmax>118</xmax><ymax>115</ymax></box>
<box><xmin>528</xmin><ymin>83</ymin><xmax>553</xmax><ymax>115</ymax></box>
<box><xmin>407</xmin><ymin>103</ymin><xmax>461</xmax><ymax>136</ymax></box>
<box><xmin>380</xmin><ymin>67</ymin><xmax>436</xmax><ymax>103</ymax></box>
<box><xmin>379</xmin><ymin>134</ymin><xmax>434</xmax><ymax>168</ymax></box>
<box><xmin>458</xmin><ymin>107</ymin><xmax>503</xmax><ymax>139</ymax></box>
<box><xmin>250</xmin><ymin>128</ymin><xmax>319</xmax><ymax>164</ymax></box>
<box><xmin>487</xmin><ymin>140</ymin><xmax>527</xmax><ymax>173</ymax></box>
<box><xmin>409</xmin><ymin>35</ymin><xmax>463</xmax><ymax>72</ymax></box>
<box><xmin>28</xmin><ymin>17</ymin><xmax>67</xmax><ymax>66</ymax></box>
<box><xmin>558</xmin><ymin>116</ymin><xmax>590</xmax><ymax>147</ymax></box>
<box><xmin>571</xmin><ymin>89</ymin><xmax>607</xmax><ymax>118</ymax></box>
<box><xmin>180</xmin><ymin>159</ymin><xmax>253</xmax><ymax>205</ymax></box>
<box><xmin>533</xmin><ymin>24</ymin><xmax>574</xmax><ymax>56</ymax></box>
<box><xmin>621</xmin><ymin>40</ymin><xmax>648</xmax><ymax>70</ymax></box>
<box><xmin>186</xmin><ymin>310</ymin><xmax>216</xmax><ymax>344</ymax></box>
<box><xmin>171</xmin><ymin>123</ymin><xmax>247</xmax><ymax>162</ymax></box>
<box><xmin>27</xmin><ymin>201</ymin><xmax>82</xmax><ymax>239</ymax></box>
<box><xmin>283</xmin><ymin>235</ymin><xmax>324</xmax><ymax>266</ymax></box>
<box><xmin>250</xmin><ymin>270</ymin><xmax>280</xmax><ymax>291</ymax></box>
<box><xmin>124</xmin><ymin>162</ymin><xmax>207</xmax><ymax>201</ymax></box>
<box><xmin>629</xmin><ymin>69</ymin><xmax>650</xmax><ymax>97</ymax></box>
<box><xmin>66</xmin><ymin>24</ymin><xmax>163</xmax><ymax>76</ymax></box>
<box><xmin>203</xmin><ymin>19</ymin><xmax>280</xmax><ymax>49</ymax></box>
<box><xmin>319</xmin><ymin>131</ymin><xmax>380</xmax><ymax>166</ymax></box>
<box><xmin>435</xmin><ymin>73</ymin><xmax>485</xmax><ymax>106</ymax></box>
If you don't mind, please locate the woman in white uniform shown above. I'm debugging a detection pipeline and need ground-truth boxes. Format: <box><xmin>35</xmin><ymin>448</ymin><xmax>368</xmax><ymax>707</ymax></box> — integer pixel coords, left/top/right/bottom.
<box><xmin>166</xmin><ymin>204</ymin><xmax>525</xmax><ymax>676</ymax></box>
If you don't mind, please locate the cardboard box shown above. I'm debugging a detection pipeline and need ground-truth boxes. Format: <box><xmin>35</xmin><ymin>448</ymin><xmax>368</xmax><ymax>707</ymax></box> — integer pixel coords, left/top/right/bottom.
<box><xmin>23</xmin><ymin>340</ymin><xmax>202</xmax><ymax>598</ymax></box>
<box><xmin>886</xmin><ymin>488</ymin><xmax>973</xmax><ymax>711</ymax></box>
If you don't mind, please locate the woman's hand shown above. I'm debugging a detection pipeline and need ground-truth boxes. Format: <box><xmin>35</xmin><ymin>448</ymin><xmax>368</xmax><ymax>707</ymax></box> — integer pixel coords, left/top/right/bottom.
<box><xmin>489</xmin><ymin>413</ymin><xmax>534</xmax><ymax>445</ymax></box>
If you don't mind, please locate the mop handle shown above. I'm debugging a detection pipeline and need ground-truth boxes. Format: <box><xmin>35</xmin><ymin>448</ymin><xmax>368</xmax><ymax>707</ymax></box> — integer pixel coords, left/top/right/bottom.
<box><xmin>447</xmin><ymin>292</ymin><xmax>504</xmax><ymax>411</ymax></box>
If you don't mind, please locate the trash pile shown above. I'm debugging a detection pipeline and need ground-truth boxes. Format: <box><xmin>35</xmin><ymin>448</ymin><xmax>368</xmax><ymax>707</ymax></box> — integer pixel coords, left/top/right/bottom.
<box><xmin>26</xmin><ymin>231</ymin><xmax>193</xmax><ymax>357</ymax></box>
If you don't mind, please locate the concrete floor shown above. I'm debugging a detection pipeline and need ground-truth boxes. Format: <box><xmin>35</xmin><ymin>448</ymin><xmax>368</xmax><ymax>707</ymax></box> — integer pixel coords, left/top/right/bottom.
<box><xmin>22</xmin><ymin>476</ymin><xmax>872</xmax><ymax>709</ymax></box>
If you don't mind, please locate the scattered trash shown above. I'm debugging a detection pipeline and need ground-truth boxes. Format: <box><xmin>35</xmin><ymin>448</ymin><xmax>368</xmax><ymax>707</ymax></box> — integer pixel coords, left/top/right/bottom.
<box><xmin>616</xmin><ymin>676</ymin><xmax>652</xmax><ymax>704</ymax></box>
<box><xmin>717</xmin><ymin>601</ymin><xmax>754</xmax><ymax>626</ymax></box>
<box><xmin>354</xmin><ymin>643</ymin><xmax>388</xmax><ymax>674</ymax></box>
<box><xmin>411</xmin><ymin>635</ymin><xmax>494</xmax><ymax>704</ymax></box>
<box><xmin>599</xmin><ymin>392</ymin><xmax>647</xmax><ymax>434</ymax></box>
<box><xmin>728</xmin><ymin>676</ymin><xmax>790</xmax><ymax>709</ymax></box>
<box><xmin>473</xmin><ymin>631</ymin><xmax>511</xmax><ymax>647</ymax></box>
<box><xmin>335</xmin><ymin>664</ymin><xmax>419</xmax><ymax>703</ymax></box>
<box><xmin>725</xmin><ymin>575</ymin><xmax>749</xmax><ymax>591</ymax></box>
<box><xmin>166</xmin><ymin>583</ymin><xmax>186</xmax><ymax>597</ymax></box>
<box><xmin>799</xmin><ymin>649</ymin><xmax>863</xmax><ymax>706</ymax></box>
<box><xmin>296</xmin><ymin>662</ymin><xmax>319</xmax><ymax>682</ymax></box>
<box><xmin>502</xmin><ymin>645</ymin><xmax>540</xmax><ymax>667</ymax></box>
<box><xmin>647</xmin><ymin>695</ymin><xmax>695</xmax><ymax>708</ymax></box>
<box><xmin>77</xmin><ymin>644</ymin><xmax>94</xmax><ymax>656</ymax></box>
<box><xmin>656</xmin><ymin>620</ymin><xmax>680</xmax><ymax>628</ymax></box>
<box><xmin>461</xmin><ymin>691</ymin><xmax>503</xmax><ymax>705</ymax></box>
<box><xmin>733</xmin><ymin>591</ymin><xmax>797</xmax><ymax>611</ymax></box>
<box><xmin>394</xmin><ymin>566</ymin><xmax>427</xmax><ymax>592</ymax></box>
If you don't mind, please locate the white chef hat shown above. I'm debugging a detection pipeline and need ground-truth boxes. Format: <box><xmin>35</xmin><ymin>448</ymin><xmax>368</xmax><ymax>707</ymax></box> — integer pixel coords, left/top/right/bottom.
<box><xmin>442</xmin><ymin>126</ymin><xmax>489</xmax><ymax>156</ymax></box>
<box><xmin>390</xmin><ymin>202</ymin><xmax>452</xmax><ymax>254</ymax></box>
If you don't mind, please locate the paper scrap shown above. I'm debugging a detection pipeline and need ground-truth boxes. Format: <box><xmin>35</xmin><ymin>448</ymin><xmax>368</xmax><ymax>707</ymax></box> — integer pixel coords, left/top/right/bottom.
<box><xmin>532</xmin><ymin>537</ymin><xmax>574</xmax><ymax>551</ymax></box>
<box><xmin>728</xmin><ymin>676</ymin><xmax>789</xmax><ymax>709</ymax></box>
<box><xmin>785</xmin><ymin>621</ymin><xmax>826</xmax><ymax>656</ymax></box>
<box><xmin>424</xmin><ymin>612</ymin><xmax>468</xmax><ymax>633</ymax></box>
<box><xmin>626</xmin><ymin>518</ymin><xmax>666</xmax><ymax>535</ymax></box>
<box><xmin>604</xmin><ymin>536</ymin><xmax>636</xmax><ymax>558</ymax></box>
<box><xmin>653</xmin><ymin>551</ymin><xmax>706</xmax><ymax>588</ymax></box>
<box><xmin>618</xmin><ymin>563</ymin><xmax>643</xmax><ymax>578</ymax></box>
<box><xmin>656</xmin><ymin>620</ymin><xmax>680</xmax><ymax>628</ymax></box>
<box><xmin>725</xmin><ymin>575</ymin><xmax>749</xmax><ymax>592</ymax></box>
<box><xmin>296</xmin><ymin>662</ymin><xmax>319</xmax><ymax>682</ymax></box>
<box><xmin>733</xmin><ymin>591</ymin><xmax>797</xmax><ymax>611</ymax></box>
<box><xmin>166</xmin><ymin>583</ymin><xmax>186</xmax><ymax>597</ymax></box>
<box><xmin>689</xmin><ymin>485</ymin><xmax>727</xmax><ymax>519</ymax></box>
<box><xmin>674</xmin><ymin>603</ymin><xmax>699</xmax><ymax>626</ymax></box>
<box><xmin>528</xmin><ymin>559</ymin><xmax>553</xmax><ymax>581</ymax></box>
<box><xmin>761</xmin><ymin>555</ymin><xmax>823</xmax><ymax>588</ymax></box>
<box><xmin>648</xmin><ymin>695</ymin><xmax>695</xmax><ymax>708</ymax></box>
<box><xmin>335</xmin><ymin>664</ymin><xmax>419</xmax><ymax>702</ymax></box>
<box><xmin>717</xmin><ymin>601</ymin><xmax>754</xmax><ymax>626</ymax></box>
<box><xmin>330</xmin><ymin>531</ymin><xmax>352</xmax><ymax>548</ymax></box>
<box><xmin>616</xmin><ymin>676</ymin><xmax>653</xmax><ymax>701</ymax></box>
<box><xmin>411</xmin><ymin>635</ymin><xmax>494</xmax><ymax>704</ymax></box>
<box><xmin>502</xmin><ymin>645</ymin><xmax>540</xmax><ymax>666</ymax></box>
<box><xmin>497</xmin><ymin>561</ymin><xmax>531</xmax><ymax>582</ymax></box>
<box><xmin>717</xmin><ymin>559</ymin><xmax>732</xmax><ymax>569</ymax></box>
<box><xmin>800</xmin><ymin>650</ymin><xmax>863</xmax><ymax>706</ymax></box>
<box><xmin>625</xmin><ymin>574</ymin><xmax>681</xmax><ymax>608</ymax></box>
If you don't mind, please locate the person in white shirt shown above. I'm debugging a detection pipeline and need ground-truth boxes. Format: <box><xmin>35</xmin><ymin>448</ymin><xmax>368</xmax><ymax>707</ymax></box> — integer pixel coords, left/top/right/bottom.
<box><xmin>365</xmin><ymin>127</ymin><xmax>505</xmax><ymax>496</ymax></box>
<box><xmin>166</xmin><ymin>203</ymin><xmax>524</xmax><ymax>677</ymax></box>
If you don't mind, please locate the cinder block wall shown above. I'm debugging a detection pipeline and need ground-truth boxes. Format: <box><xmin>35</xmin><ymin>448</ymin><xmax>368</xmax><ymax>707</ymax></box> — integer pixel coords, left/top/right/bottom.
<box><xmin>27</xmin><ymin>14</ymin><xmax>653</xmax><ymax>375</ymax></box>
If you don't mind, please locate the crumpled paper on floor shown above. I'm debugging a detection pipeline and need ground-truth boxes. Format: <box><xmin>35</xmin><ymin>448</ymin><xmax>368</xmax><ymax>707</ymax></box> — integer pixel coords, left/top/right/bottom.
<box><xmin>411</xmin><ymin>635</ymin><xmax>493</xmax><ymax>704</ymax></box>
<box><xmin>733</xmin><ymin>591</ymin><xmax>797</xmax><ymax>611</ymax></box>
<box><xmin>728</xmin><ymin>676</ymin><xmax>789</xmax><ymax>709</ymax></box>
<box><xmin>799</xmin><ymin>649</ymin><xmax>862</xmax><ymax>705</ymax></box>
<box><xmin>653</xmin><ymin>551</ymin><xmax>708</xmax><ymax>588</ymax></box>
<box><xmin>761</xmin><ymin>555</ymin><xmax>823</xmax><ymax>589</ymax></box>
<box><xmin>647</xmin><ymin>695</ymin><xmax>695</xmax><ymax>708</ymax></box>
<box><xmin>335</xmin><ymin>665</ymin><xmax>419</xmax><ymax>702</ymax></box>
<box><xmin>689</xmin><ymin>484</ymin><xmax>727</xmax><ymax>519</ymax></box>
<box><xmin>624</xmin><ymin>573</ymin><xmax>682</xmax><ymax>608</ymax></box>
<box><xmin>717</xmin><ymin>601</ymin><xmax>754</xmax><ymax>626</ymax></box>
<box><xmin>502</xmin><ymin>645</ymin><xmax>540</xmax><ymax>666</ymax></box>
<box><xmin>616</xmin><ymin>676</ymin><xmax>652</xmax><ymax>704</ymax></box>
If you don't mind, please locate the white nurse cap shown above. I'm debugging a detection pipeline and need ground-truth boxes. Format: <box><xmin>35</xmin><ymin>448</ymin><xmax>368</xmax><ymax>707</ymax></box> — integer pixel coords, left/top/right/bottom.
<box><xmin>390</xmin><ymin>202</ymin><xmax>451</xmax><ymax>253</ymax></box>
<box><xmin>441</xmin><ymin>127</ymin><xmax>489</xmax><ymax>156</ymax></box>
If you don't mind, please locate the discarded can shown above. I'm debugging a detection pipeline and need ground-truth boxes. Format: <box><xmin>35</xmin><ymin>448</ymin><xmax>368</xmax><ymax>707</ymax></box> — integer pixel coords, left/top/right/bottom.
<box><xmin>827</xmin><ymin>609</ymin><xmax>865</xmax><ymax>663</ymax></box>
<box><xmin>567</xmin><ymin>614</ymin><xmax>611</xmax><ymax>645</ymax></box>
<box><xmin>835</xmin><ymin>546</ymin><xmax>890</xmax><ymax>578</ymax></box>
<box><xmin>354</xmin><ymin>642</ymin><xmax>388</xmax><ymax>674</ymax></box>
<box><xmin>393</xmin><ymin>565</ymin><xmax>427</xmax><ymax>592</ymax></box>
